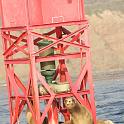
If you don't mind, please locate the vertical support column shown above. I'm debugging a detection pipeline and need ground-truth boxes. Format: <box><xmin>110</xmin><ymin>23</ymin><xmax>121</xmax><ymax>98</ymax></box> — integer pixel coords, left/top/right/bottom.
<box><xmin>56</xmin><ymin>26</ymin><xmax>67</xmax><ymax>123</ymax></box>
<box><xmin>1</xmin><ymin>31</ymin><xmax>13</xmax><ymax>124</ymax></box>
<box><xmin>86</xmin><ymin>50</ymin><xmax>97</xmax><ymax>124</ymax></box>
<box><xmin>48</xmin><ymin>100</ymin><xmax>58</xmax><ymax>124</ymax></box>
<box><xmin>55</xmin><ymin>27</ymin><xmax>70</xmax><ymax>123</ymax></box>
<box><xmin>85</xmin><ymin>28</ymin><xmax>97</xmax><ymax>124</ymax></box>
<box><xmin>46</xmin><ymin>27</ymin><xmax>65</xmax><ymax>124</ymax></box>
<box><xmin>56</xmin><ymin>26</ymin><xmax>66</xmax><ymax>82</ymax></box>
<box><xmin>27</xmin><ymin>30</ymin><xmax>41</xmax><ymax>124</ymax></box>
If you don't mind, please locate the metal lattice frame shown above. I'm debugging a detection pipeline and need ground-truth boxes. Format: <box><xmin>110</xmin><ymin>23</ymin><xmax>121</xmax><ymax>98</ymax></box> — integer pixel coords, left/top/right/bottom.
<box><xmin>1</xmin><ymin>20</ymin><xmax>96</xmax><ymax>124</ymax></box>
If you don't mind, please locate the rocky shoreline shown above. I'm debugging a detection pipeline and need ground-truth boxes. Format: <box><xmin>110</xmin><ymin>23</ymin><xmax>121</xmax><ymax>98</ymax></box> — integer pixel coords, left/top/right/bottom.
<box><xmin>93</xmin><ymin>70</ymin><xmax>124</xmax><ymax>81</ymax></box>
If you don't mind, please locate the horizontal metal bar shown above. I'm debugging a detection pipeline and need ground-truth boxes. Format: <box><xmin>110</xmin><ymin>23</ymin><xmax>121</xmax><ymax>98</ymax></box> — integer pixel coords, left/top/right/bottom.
<box><xmin>5</xmin><ymin>52</ymin><xmax>86</xmax><ymax>64</ymax></box>
<box><xmin>1</xmin><ymin>26</ymin><xmax>27</xmax><ymax>31</ymax></box>
<box><xmin>36</xmin><ymin>52</ymin><xmax>85</xmax><ymax>63</ymax></box>
<box><xmin>4</xmin><ymin>58</ymin><xmax>30</xmax><ymax>64</ymax></box>
<box><xmin>10</xmin><ymin>90</ymin><xmax>90</xmax><ymax>100</ymax></box>
<box><xmin>30</xmin><ymin>20</ymin><xmax>88</xmax><ymax>30</ymax></box>
<box><xmin>0</xmin><ymin>20</ymin><xmax>88</xmax><ymax>31</ymax></box>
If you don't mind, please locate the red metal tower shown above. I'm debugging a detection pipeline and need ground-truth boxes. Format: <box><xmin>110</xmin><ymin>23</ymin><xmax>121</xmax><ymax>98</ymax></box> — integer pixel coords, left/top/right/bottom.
<box><xmin>0</xmin><ymin>0</ymin><xmax>96</xmax><ymax>124</ymax></box>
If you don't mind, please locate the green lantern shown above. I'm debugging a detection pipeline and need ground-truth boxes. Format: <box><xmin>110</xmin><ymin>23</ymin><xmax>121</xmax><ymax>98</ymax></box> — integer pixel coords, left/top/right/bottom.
<box><xmin>38</xmin><ymin>40</ymin><xmax>56</xmax><ymax>84</ymax></box>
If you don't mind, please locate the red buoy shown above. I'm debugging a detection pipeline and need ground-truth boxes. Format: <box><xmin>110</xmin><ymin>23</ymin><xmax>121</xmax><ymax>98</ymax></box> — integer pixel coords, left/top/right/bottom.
<box><xmin>0</xmin><ymin>0</ymin><xmax>96</xmax><ymax>124</ymax></box>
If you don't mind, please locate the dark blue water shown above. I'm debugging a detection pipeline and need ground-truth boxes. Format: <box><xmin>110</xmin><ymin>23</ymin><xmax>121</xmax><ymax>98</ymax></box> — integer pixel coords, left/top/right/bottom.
<box><xmin>0</xmin><ymin>78</ymin><xmax>124</xmax><ymax>124</ymax></box>
<box><xmin>95</xmin><ymin>79</ymin><xmax>124</xmax><ymax>124</ymax></box>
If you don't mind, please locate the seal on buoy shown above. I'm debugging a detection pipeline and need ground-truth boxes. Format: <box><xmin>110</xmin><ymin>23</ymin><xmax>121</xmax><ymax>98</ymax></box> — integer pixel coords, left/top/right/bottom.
<box><xmin>64</xmin><ymin>97</ymin><xmax>115</xmax><ymax>124</ymax></box>
<box><xmin>97</xmin><ymin>120</ymin><xmax>114</xmax><ymax>124</ymax></box>
<box><xmin>26</xmin><ymin>106</ymin><xmax>64</xmax><ymax>124</ymax></box>
<box><xmin>64</xmin><ymin>97</ymin><xmax>93</xmax><ymax>124</ymax></box>
<box><xmin>26</xmin><ymin>106</ymin><xmax>48</xmax><ymax>124</ymax></box>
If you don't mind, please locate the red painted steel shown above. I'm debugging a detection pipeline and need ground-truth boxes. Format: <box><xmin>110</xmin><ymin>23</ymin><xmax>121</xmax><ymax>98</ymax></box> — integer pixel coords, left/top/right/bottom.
<box><xmin>0</xmin><ymin>0</ymin><xmax>97</xmax><ymax>124</ymax></box>
<box><xmin>0</xmin><ymin>0</ymin><xmax>85</xmax><ymax>28</ymax></box>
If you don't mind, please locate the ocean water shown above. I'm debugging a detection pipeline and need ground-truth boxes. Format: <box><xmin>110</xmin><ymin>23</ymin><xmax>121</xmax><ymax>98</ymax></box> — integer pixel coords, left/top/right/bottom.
<box><xmin>95</xmin><ymin>78</ymin><xmax>124</xmax><ymax>124</ymax></box>
<box><xmin>0</xmin><ymin>78</ymin><xmax>124</xmax><ymax>124</ymax></box>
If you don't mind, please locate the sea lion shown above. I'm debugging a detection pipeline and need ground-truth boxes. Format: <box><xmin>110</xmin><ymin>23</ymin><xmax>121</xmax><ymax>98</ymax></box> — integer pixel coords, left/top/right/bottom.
<box><xmin>26</xmin><ymin>106</ymin><xmax>64</xmax><ymax>124</ymax></box>
<box><xmin>97</xmin><ymin>120</ymin><xmax>114</xmax><ymax>124</ymax></box>
<box><xmin>26</xmin><ymin>106</ymin><xmax>48</xmax><ymax>124</ymax></box>
<box><xmin>64</xmin><ymin>97</ymin><xmax>93</xmax><ymax>124</ymax></box>
<box><xmin>64</xmin><ymin>97</ymin><xmax>114</xmax><ymax>124</ymax></box>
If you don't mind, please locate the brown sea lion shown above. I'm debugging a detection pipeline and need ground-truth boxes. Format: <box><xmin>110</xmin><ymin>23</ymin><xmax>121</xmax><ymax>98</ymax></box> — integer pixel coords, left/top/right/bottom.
<box><xmin>97</xmin><ymin>120</ymin><xmax>114</xmax><ymax>124</ymax></box>
<box><xmin>26</xmin><ymin>107</ymin><xmax>48</xmax><ymax>124</ymax></box>
<box><xmin>64</xmin><ymin>97</ymin><xmax>114</xmax><ymax>124</ymax></box>
<box><xmin>64</xmin><ymin>97</ymin><xmax>93</xmax><ymax>124</ymax></box>
<box><xmin>26</xmin><ymin>106</ymin><xmax>64</xmax><ymax>124</ymax></box>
